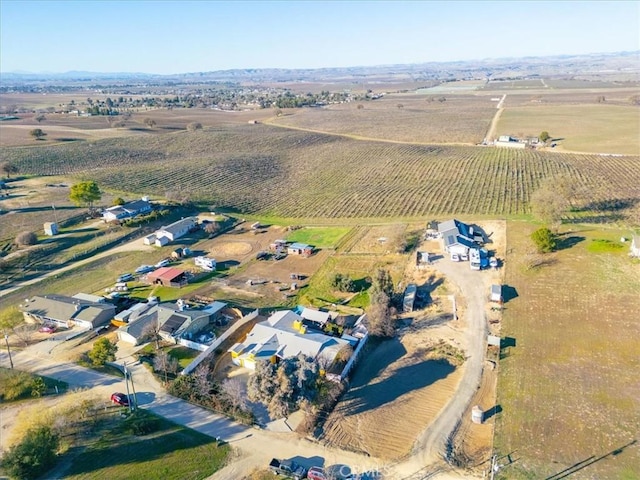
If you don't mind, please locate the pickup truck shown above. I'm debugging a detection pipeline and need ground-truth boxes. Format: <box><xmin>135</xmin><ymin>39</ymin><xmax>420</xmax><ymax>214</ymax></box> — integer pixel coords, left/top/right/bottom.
<box><xmin>269</xmin><ymin>458</ymin><xmax>307</xmax><ymax>480</ymax></box>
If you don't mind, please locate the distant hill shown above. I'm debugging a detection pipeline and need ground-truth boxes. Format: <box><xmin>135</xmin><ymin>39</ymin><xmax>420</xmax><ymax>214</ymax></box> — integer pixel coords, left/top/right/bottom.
<box><xmin>2</xmin><ymin>51</ymin><xmax>638</xmax><ymax>87</ymax></box>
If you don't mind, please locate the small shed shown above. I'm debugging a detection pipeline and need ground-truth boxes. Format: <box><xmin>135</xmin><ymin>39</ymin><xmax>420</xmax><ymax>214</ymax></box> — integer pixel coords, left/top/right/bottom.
<box><xmin>171</xmin><ymin>248</ymin><xmax>184</xmax><ymax>260</ymax></box>
<box><xmin>490</xmin><ymin>285</ymin><xmax>502</xmax><ymax>303</ymax></box>
<box><xmin>44</xmin><ymin>222</ymin><xmax>59</xmax><ymax>236</ymax></box>
<box><xmin>403</xmin><ymin>283</ymin><xmax>417</xmax><ymax>313</ymax></box>
<box><xmin>143</xmin><ymin>234</ymin><xmax>156</xmax><ymax>245</ymax></box>
<box><xmin>287</xmin><ymin>242</ymin><xmax>314</xmax><ymax>257</ymax></box>
<box><xmin>631</xmin><ymin>235</ymin><xmax>640</xmax><ymax>258</ymax></box>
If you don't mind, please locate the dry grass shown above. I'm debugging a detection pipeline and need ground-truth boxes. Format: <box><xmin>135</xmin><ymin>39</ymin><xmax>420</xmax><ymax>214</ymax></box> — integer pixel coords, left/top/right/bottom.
<box><xmin>494</xmin><ymin>222</ymin><xmax>640</xmax><ymax>479</ymax></box>
<box><xmin>496</xmin><ymin>104</ymin><xmax>640</xmax><ymax>155</ymax></box>
<box><xmin>269</xmin><ymin>94</ymin><xmax>495</xmax><ymax>144</ymax></box>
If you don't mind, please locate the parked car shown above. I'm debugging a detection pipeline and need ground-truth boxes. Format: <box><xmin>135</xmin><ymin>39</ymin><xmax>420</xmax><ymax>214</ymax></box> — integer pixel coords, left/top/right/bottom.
<box><xmin>155</xmin><ymin>259</ymin><xmax>170</xmax><ymax>268</ymax></box>
<box><xmin>307</xmin><ymin>466</ymin><xmax>327</xmax><ymax>480</ymax></box>
<box><xmin>117</xmin><ymin>273</ymin><xmax>134</xmax><ymax>282</ymax></box>
<box><xmin>38</xmin><ymin>324</ymin><xmax>56</xmax><ymax>334</ymax></box>
<box><xmin>110</xmin><ymin>392</ymin><xmax>130</xmax><ymax>406</ymax></box>
<box><xmin>269</xmin><ymin>458</ymin><xmax>307</xmax><ymax>480</ymax></box>
<box><xmin>490</xmin><ymin>257</ymin><xmax>499</xmax><ymax>269</ymax></box>
<box><xmin>135</xmin><ymin>265</ymin><xmax>155</xmax><ymax>274</ymax></box>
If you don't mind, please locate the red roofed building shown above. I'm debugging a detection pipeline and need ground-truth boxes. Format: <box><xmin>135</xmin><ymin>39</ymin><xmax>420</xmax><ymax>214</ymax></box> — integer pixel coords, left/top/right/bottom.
<box><xmin>147</xmin><ymin>267</ymin><xmax>189</xmax><ymax>287</ymax></box>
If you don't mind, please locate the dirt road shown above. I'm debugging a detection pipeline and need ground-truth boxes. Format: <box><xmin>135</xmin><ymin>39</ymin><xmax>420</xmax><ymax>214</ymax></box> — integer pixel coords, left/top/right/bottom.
<box><xmin>483</xmin><ymin>94</ymin><xmax>506</xmax><ymax>143</ymax></box>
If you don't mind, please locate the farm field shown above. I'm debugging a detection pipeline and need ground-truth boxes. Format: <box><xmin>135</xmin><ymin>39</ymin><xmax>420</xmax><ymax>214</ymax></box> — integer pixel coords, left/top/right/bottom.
<box><xmin>284</xmin><ymin>226</ymin><xmax>351</xmax><ymax>248</ymax></box>
<box><xmin>268</xmin><ymin>94</ymin><xmax>496</xmax><ymax>144</ymax></box>
<box><xmin>3</xmin><ymin>124</ymin><xmax>639</xmax><ymax>221</ymax></box>
<box><xmin>494</xmin><ymin>223</ymin><xmax>640</xmax><ymax>479</ymax></box>
<box><xmin>496</xmin><ymin>104</ymin><xmax>640</xmax><ymax>155</ymax></box>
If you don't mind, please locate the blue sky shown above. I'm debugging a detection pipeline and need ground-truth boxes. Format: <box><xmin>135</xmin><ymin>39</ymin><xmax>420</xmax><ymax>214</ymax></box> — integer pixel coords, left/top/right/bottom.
<box><xmin>1</xmin><ymin>0</ymin><xmax>638</xmax><ymax>74</ymax></box>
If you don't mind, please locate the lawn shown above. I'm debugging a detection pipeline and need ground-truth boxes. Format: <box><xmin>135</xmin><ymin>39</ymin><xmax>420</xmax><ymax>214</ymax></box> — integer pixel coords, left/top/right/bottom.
<box><xmin>494</xmin><ymin>222</ymin><xmax>640</xmax><ymax>479</ymax></box>
<box><xmin>61</xmin><ymin>412</ymin><xmax>230</xmax><ymax>480</ymax></box>
<box><xmin>496</xmin><ymin>104</ymin><xmax>640</xmax><ymax>155</ymax></box>
<box><xmin>285</xmin><ymin>226</ymin><xmax>352</xmax><ymax>248</ymax></box>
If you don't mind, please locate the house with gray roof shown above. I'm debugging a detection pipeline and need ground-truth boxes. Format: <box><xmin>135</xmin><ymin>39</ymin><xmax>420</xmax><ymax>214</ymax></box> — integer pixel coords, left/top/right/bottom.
<box><xmin>229</xmin><ymin>309</ymin><xmax>350</xmax><ymax>370</ymax></box>
<box><xmin>438</xmin><ymin>219</ymin><xmax>478</xmax><ymax>255</ymax></box>
<box><xmin>154</xmin><ymin>217</ymin><xmax>197</xmax><ymax>243</ymax></box>
<box><xmin>21</xmin><ymin>294</ymin><xmax>115</xmax><ymax>329</ymax></box>
<box><xmin>102</xmin><ymin>199</ymin><xmax>151</xmax><ymax>222</ymax></box>
<box><xmin>116</xmin><ymin>300</ymin><xmax>224</xmax><ymax>346</ymax></box>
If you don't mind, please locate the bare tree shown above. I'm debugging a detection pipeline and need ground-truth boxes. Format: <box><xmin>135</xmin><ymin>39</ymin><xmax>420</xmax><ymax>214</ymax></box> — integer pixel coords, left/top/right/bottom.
<box><xmin>143</xmin><ymin>118</ymin><xmax>156</xmax><ymax>128</ymax></box>
<box><xmin>34</xmin><ymin>114</ymin><xmax>46</xmax><ymax>123</ymax></box>
<box><xmin>142</xmin><ymin>321</ymin><xmax>161</xmax><ymax>349</ymax></box>
<box><xmin>530</xmin><ymin>176</ymin><xmax>578</xmax><ymax>227</ymax></box>
<box><xmin>222</xmin><ymin>378</ymin><xmax>247</xmax><ymax>411</ymax></box>
<box><xmin>153</xmin><ymin>350</ymin><xmax>178</xmax><ymax>384</ymax></box>
<box><xmin>366</xmin><ymin>290</ymin><xmax>395</xmax><ymax>337</ymax></box>
<box><xmin>186</xmin><ymin>122</ymin><xmax>202</xmax><ymax>132</ymax></box>
<box><xmin>13</xmin><ymin>324</ymin><xmax>36</xmax><ymax>346</ymax></box>
<box><xmin>193</xmin><ymin>364</ymin><xmax>212</xmax><ymax>396</ymax></box>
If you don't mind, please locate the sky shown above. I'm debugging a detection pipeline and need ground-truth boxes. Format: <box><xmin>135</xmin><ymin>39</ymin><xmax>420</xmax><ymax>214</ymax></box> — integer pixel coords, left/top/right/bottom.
<box><xmin>1</xmin><ymin>0</ymin><xmax>639</xmax><ymax>74</ymax></box>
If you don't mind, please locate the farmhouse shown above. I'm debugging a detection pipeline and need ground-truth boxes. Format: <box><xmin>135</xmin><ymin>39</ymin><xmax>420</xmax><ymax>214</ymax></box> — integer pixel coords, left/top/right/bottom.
<box><xmin>438</xmin><ymin>219</ymin><xmax>477</xmax><ymax>255</ymax></box>
<box><xmin>21</xmin><ymin>294</ymin><xmax>116</xmax><ymax>329</ymax></box>
<box><xmin>495</xmin><ymin>135</ymin><xmax>527</xmax><ymax>149</ymax></box>
<box><xmin>147</xmin><ymin>267</ymin><xmax>189</xmax><ymax>287</ymax></box>
<box><xmin>229</xmin><ymin>310</ymin><xmax>350</xmax><ymax>370</ymax></box>
<box><xmin>102</xmin><ymin>198</ymin><xmax>151</xmax><ymax>222</ymax></box>
<box><xmin>287</xmin><ymin>242</ymin><xmax>314</xmax><ymax>256</ymax></box>
<box><xmin>153</xmin><ymin>217</ymin><xmax>197</xmax><ymax>245</ymax></box>
<box><xmin>631</xmin><ymin>235</ymin><xmax>640</xmax><ymax>258</ymax></box>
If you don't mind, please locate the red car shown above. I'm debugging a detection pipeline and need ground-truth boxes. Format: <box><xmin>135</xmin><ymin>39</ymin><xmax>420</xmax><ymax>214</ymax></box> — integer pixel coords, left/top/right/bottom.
<box><xmin>110</xmin><ymin>392</ymin><xmax>130</xmax><ymax>406</ymax></box>
<box><xmin>307</xmin><ymin>467</ymin><xmax>326</xmax><ymax>480</ymax></box>
<box><xmin>38</xmin><ymin>325</ymin><xmax>56</xmax><ymax>334</ymax></box>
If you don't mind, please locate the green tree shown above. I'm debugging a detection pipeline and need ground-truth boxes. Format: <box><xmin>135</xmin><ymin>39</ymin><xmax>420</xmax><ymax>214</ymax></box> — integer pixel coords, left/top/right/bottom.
<box><xmin>113</xmin><ymin>197</ymin><xmax>126</xmax><ymax>206</ymax></box>
<box><xmin>531</xmin><ymin>227</ymin><xmax>557</xmax><ymax>253</ymax></box>
<box><xmin>1</xmin><ymin>426</ymin><xmax>59</xmax><ymax>480</ymax></box>
<box><xmin>1</xmin><ymin>162</ymin><xmax>19</xmax><ymax>179</ymax></box>
<box><xmin>88</xmin><ymin>337</ymin><xmax>117</xmax><ymax>366</ymax></box>
<box><xmin>29</xmin><ymin>128</ymin><xmax>47</xmax><ymax>140</ymax></box>
<box><xmin>0</xmin><ymin>306</ymin><xmax>24</xmax><ymax>333</ymax></box>
<box><xmin>539</xmin><ymin>131</ymin><xmax>551</xmax><ymax>143</ymax></box>
<box><xmin>31</xmin><ymin>376</ymin><xmax>46</xmax><ymax>397</ymax></box>
<box><xmin>69</xmin><ymin>181</ymin><xmax>102</xmax><ymax>210</ymax></box>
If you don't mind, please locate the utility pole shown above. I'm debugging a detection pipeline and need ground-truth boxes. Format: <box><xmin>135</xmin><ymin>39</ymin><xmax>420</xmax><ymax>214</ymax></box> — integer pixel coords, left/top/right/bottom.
<box><xmin>4</xmin><ymin>335</ymin><xmax>13</xmax><ymax>369</ymax></box>
<box><xmin>490</xmin><ymin>454</ymin><xmax>499</xmax><ymax>480</ymax></box>
<box><xmin>128</xmin><ymin>365</ymin><xmax>138</xmax><ymax>410</ymax></box>
<box><xmin>123</xmin><ymin>361</ymin><xmax>133</xmax><ymax>413</ymax></box>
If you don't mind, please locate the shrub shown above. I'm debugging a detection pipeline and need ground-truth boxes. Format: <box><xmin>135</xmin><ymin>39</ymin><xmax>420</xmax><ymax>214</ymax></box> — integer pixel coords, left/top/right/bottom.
<box><xmin>15</xmin><ymin>231</ymin><xmax>37</xmax><ymax>246</ymax></box>
<box><xmin>1</xmin><ymin>426</ymin><xmax>59</xmax><ymax>480</ymax></box>
<box><xmin>531</xmin><ymin>227</ymin><xmax>557</xmax><ymax>253</ymax></box>
<box><xmin>88</xmin><ymin>338</ymin><xmax>117</xmax><ymax>366</ymax></box>
<box><xmin>123</xmin><ymin>410</ymin><xmax>160</xmax><ymax>436</ymax></box>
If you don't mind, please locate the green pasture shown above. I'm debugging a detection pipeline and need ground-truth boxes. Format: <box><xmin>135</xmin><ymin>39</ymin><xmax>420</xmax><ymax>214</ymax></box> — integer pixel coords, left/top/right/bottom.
<box><xmin>285</xmin><ymin>226</ymin><xmax>352</xmax><ymax>248</ymax></box>
<box><xmin>61</xmin><ymin>413</ymin><xmax>230</xmax><ymax>480</ymax></box>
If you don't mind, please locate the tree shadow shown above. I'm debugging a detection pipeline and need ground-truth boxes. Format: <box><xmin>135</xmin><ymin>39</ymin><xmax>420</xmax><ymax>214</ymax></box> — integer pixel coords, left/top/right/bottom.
<box><xmin>579</xmin><ymin>197</ymin><xmax>639</xmax><ymax>212</ymax></box>
<box><xmin>343</xmin><ymin>358</ymin><xmax>455</xmax><ymax>415</ymax></box>
<box><xmin>344</xmin><ymin>337</ymin><xmax>407</xmax><ymax>389</ymax></box>
<box><xmin>353</xmin><ymin>276</ymin><xmax>372</xmax><ymax>291</ymax></box>
<box><xmin>556</xmin><ymin>234</ymin><xmax>585</xmax><ymax>251</ymax></box>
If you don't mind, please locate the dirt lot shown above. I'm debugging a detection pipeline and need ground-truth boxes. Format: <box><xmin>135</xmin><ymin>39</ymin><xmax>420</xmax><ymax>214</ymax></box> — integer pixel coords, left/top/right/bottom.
<box><xmin>342</xmin><ymin>224</ymin><xmax>409</xmax><ymax>255</ymax></box>
<box><xmin>192</xmin><ymin>224</ymin><xmax>331</xmax><ymax>306</ymax></box>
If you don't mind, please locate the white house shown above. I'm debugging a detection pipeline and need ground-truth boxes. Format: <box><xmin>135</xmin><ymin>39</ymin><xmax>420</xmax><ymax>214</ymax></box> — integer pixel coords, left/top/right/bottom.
<box><xmin>229</xmin><ymin>310</ymin><xmax>350</xmax><ymax>370</ymax></box>
<box><xmin>102</xmin><ymin>199</ymin><xmax>151</xmax><ymax>222</ymax></box>
<box><xmin>155</xmin><ymin>217</ymin><xmax>197</xmax><ymax>243</ymax></box>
